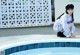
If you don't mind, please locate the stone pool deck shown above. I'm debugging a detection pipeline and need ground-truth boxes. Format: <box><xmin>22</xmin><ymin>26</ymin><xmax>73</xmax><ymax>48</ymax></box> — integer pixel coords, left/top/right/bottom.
<box><xmin>0</xmin><ymin>35</ymin><xmax>80</xmax><ymax>50</ymax></box>
<box><xmin>0</xmin><ymin>25</ymin><xmax>80</xmax><ymax>37</ymax></box>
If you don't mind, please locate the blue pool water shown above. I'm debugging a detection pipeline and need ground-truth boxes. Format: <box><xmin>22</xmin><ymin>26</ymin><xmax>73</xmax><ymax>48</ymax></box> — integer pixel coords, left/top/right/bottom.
<box><xmin>5</xmin><ymin>42</ymin><xmax>80</xmax><ymax>55</ymax></box>
<box><xmin>10</xmin><ymin>48</ymin><xmax>80</xmax><ymax>55</ymax></box>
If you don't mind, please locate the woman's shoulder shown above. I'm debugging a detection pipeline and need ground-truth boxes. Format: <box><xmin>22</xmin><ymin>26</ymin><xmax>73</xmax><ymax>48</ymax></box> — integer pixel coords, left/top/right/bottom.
<box><xmin>60</xmin><ymin>13</ymin><xmax>67</xmax><ymax>20</ymax></box>
<box><xmin>61</xmin><ymin>13</ymin><xmax>67</xmax><ymax>18</ymax></box>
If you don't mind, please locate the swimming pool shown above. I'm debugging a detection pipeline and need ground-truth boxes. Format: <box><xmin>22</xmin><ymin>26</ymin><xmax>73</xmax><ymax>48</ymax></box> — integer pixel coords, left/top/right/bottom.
<box><xmin>10</xmin><ymin>48</ymin><xmax>80</xmax><ymax>55</ymax></box>
<box><xmin>0</xmin><ymin>35</ymin><xmax>80</xmax><ymax>55</ymax></box>
<box><xmin>4</xmin><ymin>42</ymin><xmax>80</xmax><ymax>55</ymax></box>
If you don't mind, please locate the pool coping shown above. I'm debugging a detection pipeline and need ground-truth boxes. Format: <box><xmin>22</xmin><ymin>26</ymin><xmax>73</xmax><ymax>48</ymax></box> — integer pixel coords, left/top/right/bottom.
<box><xmin>0</xmin><ymin>35</ymin><xmax>80</xmax><ymax>55</ymax></box>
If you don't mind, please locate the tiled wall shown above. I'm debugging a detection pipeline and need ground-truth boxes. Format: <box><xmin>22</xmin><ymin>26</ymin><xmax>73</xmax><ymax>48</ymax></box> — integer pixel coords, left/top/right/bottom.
<box><xmin>4</xmin><ymin>42</ymin><xmax>80</xmax><ymax>55</ymax></box>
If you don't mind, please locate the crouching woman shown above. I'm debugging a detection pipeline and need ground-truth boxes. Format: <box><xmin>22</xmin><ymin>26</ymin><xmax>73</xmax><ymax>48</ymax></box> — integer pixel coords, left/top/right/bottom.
<box><xmin>53</xmin><ymin>4</ymin><xmax>76</xmax><ymax>38</ymax></box>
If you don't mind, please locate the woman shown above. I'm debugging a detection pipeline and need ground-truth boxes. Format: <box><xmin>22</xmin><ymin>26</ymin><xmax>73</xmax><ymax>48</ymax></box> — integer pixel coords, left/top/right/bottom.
<box><xmin>53</xmin><ymin>4</ymin><xmax>76</xmax><ymax>38</ymax></box>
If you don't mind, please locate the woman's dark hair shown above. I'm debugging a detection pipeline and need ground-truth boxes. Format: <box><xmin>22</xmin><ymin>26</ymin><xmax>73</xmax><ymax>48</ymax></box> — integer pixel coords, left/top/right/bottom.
<box><xmin>57</xmin><ymin>4</ymin><xmax>74</xmax><ymax>23</ymax></box>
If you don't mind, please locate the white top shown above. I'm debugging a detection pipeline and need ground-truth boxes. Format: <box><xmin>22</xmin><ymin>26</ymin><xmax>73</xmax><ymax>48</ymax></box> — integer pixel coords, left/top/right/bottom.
<box><xmin>53</xmin><ymin>13</ymin><xmax>76</xmax><ymax>37</ymax></box>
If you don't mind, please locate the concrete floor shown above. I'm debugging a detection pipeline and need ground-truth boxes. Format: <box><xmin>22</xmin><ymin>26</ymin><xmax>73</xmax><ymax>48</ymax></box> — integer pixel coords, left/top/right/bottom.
<box><xmin>0</xmin><ymin>25</ymin><xmax>80</xmax><ymax>50</ymax></box>
<box><xmin>0</xmin><ymin>25</ymin><xmax>80</xmax><ymax>37</ymax></box>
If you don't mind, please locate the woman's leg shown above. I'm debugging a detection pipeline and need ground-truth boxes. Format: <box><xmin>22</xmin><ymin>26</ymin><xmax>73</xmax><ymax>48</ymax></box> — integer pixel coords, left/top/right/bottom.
<box><xmin>57</xmin><ymin>23</ymin><xmax>75</xmax><ymax>38</ymax></box>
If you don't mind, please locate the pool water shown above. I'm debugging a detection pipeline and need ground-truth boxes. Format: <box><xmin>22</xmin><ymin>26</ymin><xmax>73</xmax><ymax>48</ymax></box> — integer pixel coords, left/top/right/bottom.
<box><xmin>10</xmin><ymin>47</ymin><xmax>80</xmax><ymax>55</ymax></box>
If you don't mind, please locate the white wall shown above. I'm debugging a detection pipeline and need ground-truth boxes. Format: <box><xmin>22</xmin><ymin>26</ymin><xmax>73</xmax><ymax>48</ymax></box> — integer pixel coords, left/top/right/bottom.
<box><xmin>55</xmin><ymin>0</ymin><xmax>80</xmax><ymax>23</ymax></box>
<box><xmin>0</xmin><ymin>0</ymin><xmax>52</xmax><ymax>28</ymax></box>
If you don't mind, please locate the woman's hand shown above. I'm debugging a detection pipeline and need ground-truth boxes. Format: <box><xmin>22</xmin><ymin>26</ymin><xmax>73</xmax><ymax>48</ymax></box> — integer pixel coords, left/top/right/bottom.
<box><xmin>70</xmin><ymin>33</ymin><xmax>75</xmax><ymax>38</ymax></box>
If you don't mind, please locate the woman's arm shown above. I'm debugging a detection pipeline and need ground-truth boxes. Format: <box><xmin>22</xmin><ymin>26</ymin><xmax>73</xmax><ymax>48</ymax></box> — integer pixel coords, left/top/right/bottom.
<box><xmin>70</xmin><ymin>22</ymin><xmax>76</xmax><ymax>38</ymax></box>
<box><xmin>71</xmin><ymin>23</ymin><xmax>76</xmax><ymax>33</ymax></box>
